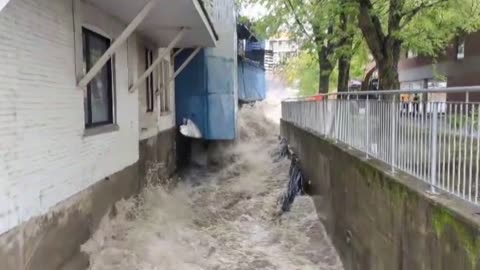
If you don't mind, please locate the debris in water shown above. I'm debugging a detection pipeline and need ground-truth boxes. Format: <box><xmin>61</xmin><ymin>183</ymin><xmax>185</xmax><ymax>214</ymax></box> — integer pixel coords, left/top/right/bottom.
<box><xmin>180</xmin><ymin>118</ymin><xmax>203</xmax><ymax>138</ymax></box>
<box><xmin>279</xmin><ymin>156</ymin><xmax>307</xmax><ymax>213</ymax></box>
<box><xmin>273</xmin><ymin>137</ymin><xmax>289</xmax><ymax>162</ymax></box>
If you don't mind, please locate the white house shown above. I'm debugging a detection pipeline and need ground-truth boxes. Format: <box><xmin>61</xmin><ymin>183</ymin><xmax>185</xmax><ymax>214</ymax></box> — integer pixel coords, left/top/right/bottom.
<box><xmin>265</xmin><ymin>33</ymin><xmax>299</xmax><ymax>66</ymax></box>
<box><xmin>0</xmin><ymin>0</ymin><xmax>217</xmax><ymax>269</ymax></box>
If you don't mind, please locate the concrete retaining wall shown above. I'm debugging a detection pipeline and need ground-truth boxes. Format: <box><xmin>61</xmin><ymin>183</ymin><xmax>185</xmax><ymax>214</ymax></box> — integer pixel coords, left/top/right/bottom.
<box><xmin>282</xmin><ymin>120</ymin><xmax>480</xmax><ymax>270</ymax></box>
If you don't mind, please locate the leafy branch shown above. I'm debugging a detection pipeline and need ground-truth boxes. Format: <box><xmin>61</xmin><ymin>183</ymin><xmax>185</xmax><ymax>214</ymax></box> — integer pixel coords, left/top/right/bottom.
<box><xmin>400</xmin><ymin>0</ymin><xmax>448</xmax><ymax>29</ymax></box>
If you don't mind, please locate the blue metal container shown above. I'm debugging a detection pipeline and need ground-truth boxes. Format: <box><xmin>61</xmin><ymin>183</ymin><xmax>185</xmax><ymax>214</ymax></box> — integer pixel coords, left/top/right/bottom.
<box><xmin>175</xmin><ymin>48</ymin><xmax>237</xmax><ymax>140</ymax></box>
<box><xmin>238</xmin><ymin>57</ymin><xmax>266</xmax><ymax>102</ymax></box>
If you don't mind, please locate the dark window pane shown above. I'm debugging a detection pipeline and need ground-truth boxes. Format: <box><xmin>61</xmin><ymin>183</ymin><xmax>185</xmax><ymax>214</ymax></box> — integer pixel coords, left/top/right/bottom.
<box><xmin>90</xmin><ymin>69</ymin><xmax>110</xmax><ymax>123</ymax></box>
<box><xmin>82</xmin><ymin>28</ymin><xmax>114</xmax><ymax>128</ymax></box>
<box><xmin>145</xmin><ymin>49</ymin><xmax>154</xmax><ymax>112</ymax></box>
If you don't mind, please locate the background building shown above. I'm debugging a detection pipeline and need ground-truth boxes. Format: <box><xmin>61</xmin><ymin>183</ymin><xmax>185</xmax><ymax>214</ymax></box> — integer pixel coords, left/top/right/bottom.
<box><xmin>237</xmin><ymin>23</ymin><xmax>267</xmax><ymax>103</ymax></box>
<box><xmin>398</xmin><ymin>30</ymin><xmax>480</xmax><ymax>102</ymax></box>
<box><xmin>265</xmin><ymin>33</ymin><xmax>299</xmax><ymax>68</ymax></box>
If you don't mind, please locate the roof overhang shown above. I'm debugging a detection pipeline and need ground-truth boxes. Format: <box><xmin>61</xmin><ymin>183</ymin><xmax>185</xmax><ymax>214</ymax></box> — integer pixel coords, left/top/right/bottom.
<box><xmin>0</xmin><ymin>0</ymin><xmax>8</xmax><ymax>12</ymax></box>
<box><xmin>86</xmin><ymin>0</ymin><xmax>218</xmax><ymax>47</ymax></box>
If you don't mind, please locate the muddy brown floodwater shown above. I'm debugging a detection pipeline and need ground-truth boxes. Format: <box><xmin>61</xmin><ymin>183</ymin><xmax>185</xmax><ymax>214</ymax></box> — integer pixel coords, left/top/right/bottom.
<box><xmin>81</xmin><ymin>99</ymin><xmax>344</xmax><ymax>270</ymax></box>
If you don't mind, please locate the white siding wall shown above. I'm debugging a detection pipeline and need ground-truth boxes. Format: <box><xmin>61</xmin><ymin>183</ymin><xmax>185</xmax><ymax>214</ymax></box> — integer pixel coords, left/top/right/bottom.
<box><xmin>0</xmin><ymin>0</ymin><xmax>139</xmax><ymax>234</ymax></box>
<box><xmin>137</xmin><ymin>40</ymin><xmax>176</xmax><ymax>141</ymax></box>
<box><xmin>156</xmin><ymin>48</ymin><xmax>176</xmax><ymax>134</ymax></box>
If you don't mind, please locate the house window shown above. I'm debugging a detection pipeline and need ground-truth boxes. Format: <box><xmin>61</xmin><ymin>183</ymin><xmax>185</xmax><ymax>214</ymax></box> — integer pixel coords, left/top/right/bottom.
<box><xmin>457</xmin><ymin>38</ymin><xmax>465</xmax><ymax>60</ymax></box>
<box><xmin>82</xmin><ymin>28</ymin><xmax>114</xmax><ymax>128</ymax></box>
<box><xmin>427</xmin><ymin>78</ymin><xmax>447</xmax><ymax>89</ymax></box>
<box><xmin>159</xmin><ymin>59</ymin><xmax>171</xmax><ymax>113</ymax></box>
<box><xmin>145</xmin><ymin>48</ymin><xmax>155</xmax><ymax>112</ymax></box>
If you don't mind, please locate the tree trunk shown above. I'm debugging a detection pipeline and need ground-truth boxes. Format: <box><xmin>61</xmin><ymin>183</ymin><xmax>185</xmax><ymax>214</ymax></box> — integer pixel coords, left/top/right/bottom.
<box><xmin>313</xmin><ymin>23</ymin><xmax>334</xmax><ymax>94</ymax></box>
<box><xmin>319</xmin><ymin>70</ymin><xmax>331</xmax><ymax>93</ymax></box>
<box><xmin>377</xmin><ymin>61</ymin><xmax>400</xmax><ymax>90</ymax></box>
<box><xmin>337</xmin><ymin>55</ymin><xmax>351</xmax><ymax>92</ymax></box>
<box><xmin>318</xmin><ymin>45</ymin><xmax>334</xmax><ymax>94</ymax></box>
<box><xmin>337</xmin><ymin>7</ymin><xmax>353</xmax><ymax>93</ymax></box>
<box><xmin>357</xmin><ymin>0</ymin><xmax>402</xmax><ymax>91</ymax></box>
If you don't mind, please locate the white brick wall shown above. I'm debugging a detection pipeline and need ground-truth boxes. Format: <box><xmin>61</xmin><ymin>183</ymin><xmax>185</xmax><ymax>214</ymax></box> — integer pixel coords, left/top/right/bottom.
<box><xmin>0</xmin><ymin>0</ymin><xmax>139</xmax><ymax>234</ymax></box>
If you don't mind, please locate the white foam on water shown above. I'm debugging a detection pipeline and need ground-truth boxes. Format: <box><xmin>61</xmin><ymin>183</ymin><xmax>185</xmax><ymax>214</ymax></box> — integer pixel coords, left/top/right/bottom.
<box><xmin>82</xmin><ymin>80</ymin><xmax>343</xmax><ymax>270</ymax></box>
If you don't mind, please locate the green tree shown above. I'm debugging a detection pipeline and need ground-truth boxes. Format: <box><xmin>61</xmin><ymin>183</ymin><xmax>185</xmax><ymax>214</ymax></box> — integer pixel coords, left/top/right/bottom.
<box><xmin>240</xmin><ymin>0</ymin><xmax>480</xmax><ymax>93</ymax></box>
<box><xmin>282</xmin><ymin>51</ymin><xmax>320</xmax><ymax>96</ymax></box>
<box><xmin>243</xmin><ymin>0</ymin><xmax>357</xmax><ymax>93</ymax></box>
<box><xmin>355</xmin><ymin>0</ymin><xmax>480</xmax><ymax>90</ymax></box>
<box><xmin>281</xmin><ymin>40</ymin><xmax>368</xmax><ymax>96</ymax></box>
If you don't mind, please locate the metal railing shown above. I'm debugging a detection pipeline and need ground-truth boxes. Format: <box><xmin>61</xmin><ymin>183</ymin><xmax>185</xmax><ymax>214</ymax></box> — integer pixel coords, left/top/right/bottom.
<box><xmin>282</xmin><ymin>86</ymin><xmax>480</xmax><ymax>205</ymax></box>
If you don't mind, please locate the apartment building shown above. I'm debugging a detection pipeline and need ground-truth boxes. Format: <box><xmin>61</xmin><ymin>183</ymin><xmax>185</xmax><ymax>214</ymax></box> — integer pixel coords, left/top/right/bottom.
<box><xmin>398</xmin><ymin>30</ymin><xmax>480</xmax><ymax>101</ymax></box>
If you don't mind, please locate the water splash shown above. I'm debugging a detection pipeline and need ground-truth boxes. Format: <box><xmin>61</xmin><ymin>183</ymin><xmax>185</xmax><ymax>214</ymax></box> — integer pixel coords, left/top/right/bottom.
<box><xmin>81</xmin><ymin>102</ymin><xmax>343</xmax><ymax>270</ymax></box>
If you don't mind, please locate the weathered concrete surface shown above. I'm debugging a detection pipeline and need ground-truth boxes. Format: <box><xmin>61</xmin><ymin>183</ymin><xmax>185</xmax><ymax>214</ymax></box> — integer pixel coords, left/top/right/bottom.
<box><xmin>138</xmin><ymin>127</ymin><xmax>177</xmax><ymax>187</ymax></box>
<box><xmin>0</xmin><ymin>162</ymin><xmax>139</xmax><ymax>270</ymax></box>
<box><xmin>0</xmin><ymin>128</ymin><xmax>177</xmax><ymax>270</ymax></box>
<box><xmin>282</xmin><ymin>120</ymin><xmax>480</xmax><ymax>270</ymax></box>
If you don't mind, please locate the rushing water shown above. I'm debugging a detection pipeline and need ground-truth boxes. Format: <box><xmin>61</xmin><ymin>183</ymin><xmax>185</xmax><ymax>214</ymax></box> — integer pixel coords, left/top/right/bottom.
<box><xmin>81</xmin><ymin>98</ymin><xmax>343</xmax><ymax>270</ymax></box>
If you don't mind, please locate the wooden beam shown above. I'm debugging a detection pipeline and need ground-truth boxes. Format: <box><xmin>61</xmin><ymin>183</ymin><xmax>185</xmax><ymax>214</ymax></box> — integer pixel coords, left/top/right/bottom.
<box><xmin>129</xmin><ymin>28</ymin><xmax>187</xmax><ymax>93</ymax></box>
<box><xmin>171</xmin><ymin>47</ymin><xmax>201</xmax><ymax>81</ymax></box>
<box><xmin>156</xmin><ymin>47</ymin><xmax>201</xmax><ymax>96</ymax></box>
<box><xmin>173</xmin><ymin>48</ymin><xmax>185</xmax><ymax>58</ymax></box>
<box><xmin>78</xmin><ymin>0</ymin><xmax>156</xmax><ymax>88</ymax></box>
<box><xmin>72</xmin><ymin>0</ymin><xmax>83</xmax><ymax>82</ymax></box>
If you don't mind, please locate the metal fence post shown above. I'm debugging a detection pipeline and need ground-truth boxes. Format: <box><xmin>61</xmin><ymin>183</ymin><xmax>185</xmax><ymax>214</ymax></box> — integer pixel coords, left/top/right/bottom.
<box><xmin>391</xmin><ymin>95</ymin><xmax>397</xmax><ymax>173</ymax></box>
<box><xmin>430</xmin><ymin>102</ymin><xmax>439</xmax><ymax>193</ymax></box>
<box><xmin>366</xmin><ymin>95</ymin><xmax>370</xmax><ymax>159</ymax></box>
<box><xmin>334</xmin><ymin>98</ymin><xmax>338</xmax><ymax>143</ymax></box>
<box><xmin>347</xmin><ymin>94</ymin><xmax>352</xmax><ymax>149</ymax></box>
<box><xmin>315</xmin><ymin>100</ymin><xmax>319</xmax><ymax>134</ymax></box>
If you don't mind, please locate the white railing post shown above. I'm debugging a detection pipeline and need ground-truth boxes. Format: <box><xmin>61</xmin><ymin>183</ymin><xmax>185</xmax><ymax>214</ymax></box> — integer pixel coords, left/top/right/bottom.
<box><xmin>391</xmin><ymin>95</ymin><xmax>397</xmax><ymax>173</ymax></box>
<box><xmin>347</xmin><ymin>94</ymin><xmax>352</xmax><ymax>149</ymax></box>
<box><xmin>366</xmin><ymin>95</ymin><xmax>370</xmax><ymax>159</ymax></box>
<box><xmin>333</xmin><ymin>98</ymin><xmax>338</xmax><ymax>143</ymax></box>
<box><xmin>430</xmin><ymin>102</ymin><xmax>439</xmax><ymax>193</ymax></box>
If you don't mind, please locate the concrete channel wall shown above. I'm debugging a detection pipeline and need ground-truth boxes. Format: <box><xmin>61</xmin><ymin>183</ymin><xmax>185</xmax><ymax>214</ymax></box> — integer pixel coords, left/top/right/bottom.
<box><xmin>281</xmin><ymin>120</ymin><xmax>480</xmax><ymax>270</ymax></box>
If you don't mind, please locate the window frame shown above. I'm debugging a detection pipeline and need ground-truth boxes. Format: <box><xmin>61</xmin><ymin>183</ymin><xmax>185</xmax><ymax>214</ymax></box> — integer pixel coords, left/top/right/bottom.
<box><xmin>82</xmin><ymin>27</ymin><xmax>115</xmax><ymax>129</ymax></box>
<box><xmin>159</xmin><ymin>58</ymin><xmax>171</xmax><ymax>114</ymax></box>
<box><xmin>145</xmin><ymin>48</ymin><xmax>155</xmax><ymax>112</ymax></box>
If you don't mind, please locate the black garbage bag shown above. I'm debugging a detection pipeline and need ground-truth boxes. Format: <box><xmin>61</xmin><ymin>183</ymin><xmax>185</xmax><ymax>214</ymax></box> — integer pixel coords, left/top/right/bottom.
<box><xmin>280</xmin><ymin>157</ymin><xmax>306</xmax><ymax>212</ymax></box>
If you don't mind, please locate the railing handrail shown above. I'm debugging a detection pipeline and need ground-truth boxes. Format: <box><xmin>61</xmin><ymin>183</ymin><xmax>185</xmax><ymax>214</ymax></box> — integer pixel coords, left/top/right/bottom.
<box><xmin>283</xmin><ymin>85</ymin><xmax>480</xmax><ymax>102</ymax></box>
